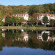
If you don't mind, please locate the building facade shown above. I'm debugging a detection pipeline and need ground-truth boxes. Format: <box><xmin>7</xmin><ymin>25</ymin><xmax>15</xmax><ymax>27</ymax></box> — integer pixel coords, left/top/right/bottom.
<box><xmin>12</xmin><ymin>12</ymin><xmax>29</xmax><ymax>20</ymax></box>
<box><xmin>37</xmin><ymin>13</ymin><xmax>55</xmax><ymax>24</ymax></box>
<box><xmin>2</xmin><ymin>12</ymin><xmax>29</xmax><ymax>23</ymax></box>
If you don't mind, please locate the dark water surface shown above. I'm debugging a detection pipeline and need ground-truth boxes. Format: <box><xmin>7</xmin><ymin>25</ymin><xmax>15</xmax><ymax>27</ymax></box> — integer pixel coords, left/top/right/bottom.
<box><xmin>0</xmin><ymin>29</ymin><xmax>55</xmax><ymax>55</ymax></box>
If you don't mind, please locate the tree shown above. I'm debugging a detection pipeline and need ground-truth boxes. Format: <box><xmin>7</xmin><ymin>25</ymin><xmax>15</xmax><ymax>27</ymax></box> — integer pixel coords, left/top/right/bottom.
<box><xmin>42</xmin><ymin>16</ymin><xmax>48</xmax><ymax>26</ymax></box>
<box><xmin>28</xmin><ymin>5</ymin><xmax>39</xmax><ymax>16</ymax></box>
<box><xmin>15</xmin><ymin>17</ymin><xmax>19</xmax><ymax>26</ymax></box>
<box><xmin>19</xmin><ymin>17</ymin><xmax>25</xmax><ymax>26</ymax></box>
<box><xmin>11</xmin><ymin>17</ymin><xmax>16</xmax><ymax>26</ymax></box>
<box><xmin>50</xmin><ymin>19</ymin><xmax>55</xmax><ymax>27</ymax></box>
<box><xmin>5</xmin><ymin>15</ymin><xmax>11</xmax><ymax>26</ymax></box>
<box><xmin>0</xmin><ymin>10</ymin><xmax>3</xmax><ymax>25</ymax></box>
<box><xmin>19</xmin><ymin>17</ymin><xmax>24</xmax><ymax>23</ymax></box>
<box><xmin>30</xmin><ymin>17</ymin><xmax>35</xmax><ymax>26</ymax></box>
<box><xmin>32</xmin><ymin>13</ymin><xmax>38</xmax><ymax>25</ymax></box>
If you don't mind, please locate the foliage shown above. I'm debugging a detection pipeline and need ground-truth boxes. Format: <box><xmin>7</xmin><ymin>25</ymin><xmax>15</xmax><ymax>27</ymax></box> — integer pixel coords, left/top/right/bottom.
<box><xmin>50</xmin><ymin>19</ymin><xmax>55</xmax><ymax>26</ymax></box>
<box><xmin>42</xmin><ymin>16</ymin><xmax>48</xmax><ymax>24</ymax></box>
<box><xmin>5</xmin><ymin>15</ymin><xmax>11</xmax><ymax>26</ymax></box>
<box><xmin>28</xmin><ymin>5</ymin><xmax>39</xmax><ymax>16</ymax></box>
<box><xmin>30</xmin><ymin>17</ymin><xmax>35</xmax><ymax>25</ymax></box>
<box><xmin>19</xmin><ymin>17</ymin><xmax>25</xmax><ymax>23</ymax></box>
<box><xmin>0</xmin><ymin>3</ymin><xmax>55</xmax><ymax>16</ymax></box>
<box><xmin>5</xmin><ymin>16</ymin><xmax>25</xmax><ymax>26</ymax></box>
<box><xmin>32</xmin><ymin>13</ymin><xmax>38</xmax><ymax>24</ymax></box>
<box><xmin>15</xmin><ymin>17</ymin><xmax>19</xmax><ymax>26</ymax></box>
<box><xmin>42</xmin><ymin>33</ymin><xmax>48</xmax><ymax>41</ymax></box>
<box><xmin>0</xmin><ymin>3</ymin><xmax>55</xmax><ymax>25</ymax></box>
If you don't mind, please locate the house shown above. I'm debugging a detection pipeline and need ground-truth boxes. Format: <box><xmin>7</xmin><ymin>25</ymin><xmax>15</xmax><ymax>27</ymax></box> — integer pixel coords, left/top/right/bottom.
<box><xmin>12</xmin><ymin>12</ymin><xmax>29</xmax><ymax>21</ymax></box>
<box><xmin>2</xmin><ymin>15</ymin><xmax>7</xmax><ymax>23</ymax></box>
<box><xmin>37</xmin><ymin>13</ymin><xmax>55</xmax><ymax>24</ymax></box>
<box><xmin>2</xmin><ymin>12</ymin><xmax>29</xmax><ymax>23</ymax></box>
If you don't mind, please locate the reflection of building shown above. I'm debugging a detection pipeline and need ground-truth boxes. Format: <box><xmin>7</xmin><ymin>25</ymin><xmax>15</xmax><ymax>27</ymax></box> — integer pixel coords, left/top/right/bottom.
<box><xmin>2</xmin><ymin>33</ymin><xmax>5</xmax><ymax>38</ymax></box>
<box><xmin>47</xmin><ymin>37</ymin><xmax>55</xmax><ymax>42</ymax></box>
<box><xmin>41</xmin><ymin>31</ymin><xmax>50</xmax><ymax>36</ymax></box>
<box><xmin>2</xmin><ymin>29</ymin><xmax>6</xmax><ymax>31</ymax></box>
<box><xmin>37</xmin><ymin>34</ymin><xmax>43</xmax><ymax>41</ymax></box>
<box><xmin>2</xmin><ymin>33</ymin><xmax>6</xmax><ymax>40</ymax></box>
<box><xmin>23</xmin><ymin>33</ymin><xmax>28</xmax><ymax>41</ymax></box>
<box><xmin>15</xmin><ymin>32</ymin><xmax>28</xmax><ymax>42</ymax></box>
<box><xmin>37</xmin><ymin>31</ymin><xmax>50</xmax><ymax>41</ymax></box>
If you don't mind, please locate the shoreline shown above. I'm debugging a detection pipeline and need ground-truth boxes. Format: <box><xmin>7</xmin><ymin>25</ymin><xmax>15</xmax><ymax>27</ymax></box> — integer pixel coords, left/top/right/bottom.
<box><xmin>0</xmin><ymin>26</ymin><xmax>55</xmax><ymax>30</ymax></box>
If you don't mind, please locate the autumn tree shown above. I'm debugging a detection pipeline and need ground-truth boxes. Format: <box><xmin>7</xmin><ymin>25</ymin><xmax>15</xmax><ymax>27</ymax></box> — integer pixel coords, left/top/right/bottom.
<box><xmin>32</xmin><ymin>13</ymin><xmax>38</xmax><ymax>25</ymax></box>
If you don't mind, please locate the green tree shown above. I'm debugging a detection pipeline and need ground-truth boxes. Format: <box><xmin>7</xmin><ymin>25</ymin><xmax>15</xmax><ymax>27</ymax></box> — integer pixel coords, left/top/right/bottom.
<box><xmin>28</xmin><ymin>5</ymin><xmax>39</xmax><ymax>16</ymax></box>
<box><xmin>11</xmin><ymin>17</ymin><xmax>16</xmax><ymax>26</ymax></box>
<box><xmin>19</xmin><ymin>17</ymin><xmax>24</xmax><ymax>23</ymax></box>
<box><xmin>5</xmin><ymin>15</ymin><xmax>11</xmax><ymax>26</ymax></box>
<box><xmin>50</xmin><ymin>19</ymin><xmax>55</xmax><ymax>27</ymax></box>
<box><xmin>0</xmin><ymin>10</ymin><xmax>3</xmax><ymax>25</ymax></box>
<box><xmin>30</xmin><ymin>17</ymin><xmax>35</xmax><ymax>26</ymax></box>
<box><xmin>15</xmin><ymin>17</ymin><xmax>19</xmax><ymax>26</ymax></box>
<box><xmin>19</xmin><ymin>17</ymin><xmax>25</xmax><ymax>26</ymax></box>
<box><xmin>42</xmin><ymin>16</ymin><xmax>48</xmax><ymax>26</ymax></box>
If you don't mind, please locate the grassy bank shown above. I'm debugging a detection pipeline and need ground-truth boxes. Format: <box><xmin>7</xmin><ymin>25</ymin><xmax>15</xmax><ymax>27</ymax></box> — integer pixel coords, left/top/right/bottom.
<box><xmin>0</xmin><ymin>26</ymin><xmax>55</xmax><ymax>30</ymax></box>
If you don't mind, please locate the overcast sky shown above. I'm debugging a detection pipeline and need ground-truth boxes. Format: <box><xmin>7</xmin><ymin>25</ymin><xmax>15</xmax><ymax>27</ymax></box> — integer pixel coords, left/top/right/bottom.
<box><xmin>0</xmin><ymin>0</ymin><xmax>55</xmax><ymax>6</ymax></box>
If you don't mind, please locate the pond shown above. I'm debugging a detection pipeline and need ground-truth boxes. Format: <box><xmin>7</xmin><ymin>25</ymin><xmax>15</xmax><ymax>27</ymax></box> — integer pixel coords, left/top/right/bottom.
<box><xmin>0</xmin><ymin>29</ymin><xmax>55</xmax><ymax>55</ymax></box>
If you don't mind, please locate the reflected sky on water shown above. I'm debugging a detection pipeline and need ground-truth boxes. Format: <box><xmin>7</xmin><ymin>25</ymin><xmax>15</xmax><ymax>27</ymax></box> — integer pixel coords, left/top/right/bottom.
<box><xmin>0</xmin><ymin>29</ymin><xmax>55</xmax><ymax>55</ymax></box>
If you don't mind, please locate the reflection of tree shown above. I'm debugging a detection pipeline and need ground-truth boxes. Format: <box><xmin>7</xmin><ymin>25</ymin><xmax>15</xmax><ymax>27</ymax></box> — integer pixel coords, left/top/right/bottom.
<box><xmin>12</xmin><ymin>41</ymin><xmax>27</xmax><ymax>47</ymax></box>
<box><xmin>0</xmin><ymin>30</ymin><xmax>55</xmax><ymax>51</ymax></box>
<box><xmin>0</xmin><ymin>47</ymin><xmax>2</xmax><ymax>51</ymax></box>
<box><xmin>28</xmin><ymin>31</ymin><xmax>40</xmax><ymax>48</ymax></box>
<box><xmin>5</xmin><ymin>32</ymin><xmax>15</xmax><ymax>40</ymax></box>
<box><xmin>42</xmin><ymin>33</ymin><xmax>48</xmax><ymax>41</ymax></box>
<box><xmin>0</xmin><ymin>31</ymin><xmax>3</xmax><ymax>51</ymax></box>
<box><xmin>42</xmin><ymin>42</ymin><xmax>55</xmax><ymax>50</ymax></box>
<box><xmin>50</xmin><ymin>30</ymin><xmax>55</xmax><ymax>37</ymax></box>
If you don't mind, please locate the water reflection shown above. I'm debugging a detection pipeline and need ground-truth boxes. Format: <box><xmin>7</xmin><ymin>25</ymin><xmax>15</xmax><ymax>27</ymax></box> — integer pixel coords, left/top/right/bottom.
<box><xmin>15</xmin><ymin>32</ymin><xmax>28</xmax><ymax>42</ymax></box>
<box><xmin>37</xmin><ymin>31</ymin><xmax>55</xmax><ymax>42</ymax></box>
<box><xmin>0</xmin><ymin>30</ymin><xmax>55</xmax><ymax>52</ymax></box>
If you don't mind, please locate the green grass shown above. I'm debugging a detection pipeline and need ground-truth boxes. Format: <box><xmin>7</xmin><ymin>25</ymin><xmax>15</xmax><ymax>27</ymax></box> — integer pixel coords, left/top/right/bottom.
<box><xmin>0</xmin><ymin>26</ymin><xmax>55</xmax><ymax>30</ymax></box>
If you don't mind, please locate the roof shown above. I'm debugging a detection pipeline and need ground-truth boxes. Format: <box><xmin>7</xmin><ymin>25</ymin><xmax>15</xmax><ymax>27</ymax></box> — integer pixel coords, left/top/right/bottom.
<box><xmin>12</xmin><ymin>12</ymin><xmax>28</xmax><ymax>16</ymax></box>
<box><xmin>37</xmin><ymin>13</ymin><xmax>55</xmax><ymax>16</ymax></box>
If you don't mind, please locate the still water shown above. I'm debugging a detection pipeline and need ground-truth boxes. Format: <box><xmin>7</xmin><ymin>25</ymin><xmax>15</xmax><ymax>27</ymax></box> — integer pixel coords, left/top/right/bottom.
<box><xmin>0</xmin><ymin>29</ymin><xmax>55</xmax><ymax>55</ymax></box>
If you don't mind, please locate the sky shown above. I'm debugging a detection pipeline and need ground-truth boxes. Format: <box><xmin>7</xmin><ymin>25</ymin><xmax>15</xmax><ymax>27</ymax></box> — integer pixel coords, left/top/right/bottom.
<box><xmin>0</xmin><ymin>0</ymin><xmax>55</xmax><ymax>6</ymax></box>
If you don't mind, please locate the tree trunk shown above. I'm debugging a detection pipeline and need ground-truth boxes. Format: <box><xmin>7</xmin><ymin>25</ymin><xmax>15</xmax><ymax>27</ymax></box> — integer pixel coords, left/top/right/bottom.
<box><xmin>13</xmin><ymin>23</ymin><xmax>14</xmax><ymax>26</ymax></box>
<box><xmin>45</xmin><ymin>24</ymin><xmax>46</xmax><ymax>27</ymax></box>
<box><xmin>12</xmin><ymin>30</ymin><xmax>14</xmax><ymax>33</ymax></box>
<box><xmin>8</xmin><ymin>24</ymin><xmax>9</xmax><ymax>26</ymax></box>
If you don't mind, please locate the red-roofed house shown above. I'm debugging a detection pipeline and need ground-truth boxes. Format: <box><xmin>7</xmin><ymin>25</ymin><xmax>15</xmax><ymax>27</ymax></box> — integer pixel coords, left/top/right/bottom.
<box><xmin>37</xmin><ymin>13</ymin><xmax>55</xmax><ymax>24</ymax></box>
<box><xmin>2</xmin><ymin>12</ymin><xmax>29</xmax><ymax>23</ymax></box>
<box><xmin>12</xmin><ymin>12</ymin><xmax>29</xmax><ymax>20</ymax></box>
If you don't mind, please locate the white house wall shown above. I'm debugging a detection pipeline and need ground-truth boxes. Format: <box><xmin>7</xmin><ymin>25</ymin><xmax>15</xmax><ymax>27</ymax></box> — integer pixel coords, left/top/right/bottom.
<box><xmin>37</xmin><ymin>14</ymin><xmax>55</xmax><ymax>24</ymax></box>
